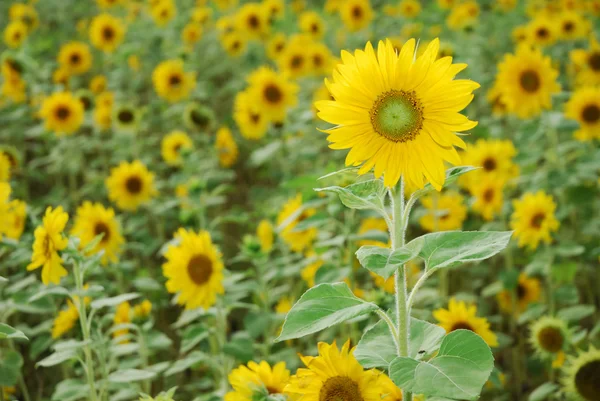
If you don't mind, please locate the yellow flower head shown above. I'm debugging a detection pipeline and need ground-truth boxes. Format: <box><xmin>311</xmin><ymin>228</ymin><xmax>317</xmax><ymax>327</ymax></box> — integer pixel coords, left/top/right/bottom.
<box><xmin>357</xmin><ymin>217</ymin><xmax>389</xmax><ymax>248</ymax></box>
<box><xmin>0</xmin><ymin>152</ymin><xmax>11</xmax><ymax>182</ymax></box>
<box><xmin>162</xmin><ymin>228</ymin><xmax>225</xmax><ymax>310</ymax></box>
<box><xmin>89</xmin><ymin>13</ymin><xmax>126</xmax><ymax>53</ymax></box>
<box><xmin>433</xmin><ymin>298</ymin><xmax>499</xmax><ymax>347</ymax></box>
<box><xmin>215</xmin><ymin>126</ymin><xmax>239</xmax><ymax>168</ymax></box>
<box><xmin>133</xmin><ymin>300</ymin><xmax>153</xmax><ymax>318</ymax></box>
<box><xmin>225</xmin><ymin>361</ymin><xmax>290</xmax><ymax>401</ymax></box>
<box><xmin>470</xmin><ymin>179</ymin><xmax>505</xmax><ymax>221</ymax></box>
<box><xmin>40</xmin><ymin>92</ymin><xmax>85</xmax><ymax>136</ymax></box>
<box><xmin>497</xmin><ymin>273</ymin><xmax>541</xmax><ymax>315</ymax></box>
<box><xmin>530</xmin><ymin>316</ymin><xmax>569</xmax><ymax>359</ymax></box>
<box><xmin>339</xmin><ymin>0</ymin><xmax>374</xmax><ymax>32</ymax></box>
<box><xmin>565</xmin><ymin>87</ymin><xmax>600</xmax><ymax>141</ymax></box>
<box><xmin>151</xmin><ymin>0</ymin><xmax>177</xmax><ymax>26</ymax></box>
<box><xmin>246</xmin><ymin>66</ymin><xmax>299</xmax><ymax>122</ymax></box>
<box><xmin>570</xmin><ymin>39</ymin><xmax>600</xmax><ymax>86</ymax></box>
<box><xmin>161</xmin><ymin>130</ymin><xmax>193</xmax><ymax>166</ymax></box>
<box><xmin>58</xmin><ymin>42</ymin><xmax>93</xmax><ymax>76</ymax></box>
<box><xmin>266</xmin><ymin>33</ymin><xmax>287</xmax><ymax>60</ymax></box>
<box><xmin>4</xmin><ymin>21</ymin><xmax>28</xmax><ymax>48</ymax></box>
<box><xmin>182</xmin><ymin>23</ymin><xmax>203</xmax><ymax>46</ymax></box>
<box><xmin>27</xmin><ymin>206</ymin><xmax>69</xmax><ymax>285</ymax></box>
<box><xmin>299</xmin><ymin>11</ymin><xmax>325</xmax><ymax>39</ymax></box>
<box><xmin>257</xmin><ymin>219</ymin><xmax>274</xmax><ymax>253</ymax></box>
<box><xmin>52</xmin><ymin>301</ymin><xmax>79</xmax><ymax>339</ymax></box>
<box><xmin>90</xmin><ymin>75</ymin><xmax>108</xmax><ymax>94</ymax></box>
<box><xmin>420</xmin><ymin>191</ymin><xmax>467</xmax><ymax>232</ymax></box>
<box><xmin>459</xmin><ymin>139</ymin><xmax>519</xmax><ymax>188</ymax></box>
<box><xmin>275</xmin><ymin>296</ymin><xmax>293</xmax><ymax>314</ymax></box>
<box><xmin>113</xmin><ymin>301</ymin><xmax>131</xmax><ymax>343</ymax></box>
<box><xmin>235</xmin><ymin>3</ymin><xmax>270</xmax><ymax>40</ymax></box>
<box><xmin>527</xmin><ymin>15</ymin><xmax>558</xmax><ymax>46</ymax></box>
<box><xmin>510</xmin><ymin>191</ymin><xmax>559</xmax><ymax>250</ymax></box>
<box><xmin>234</xmin><ymin>90</ymin><xmax>269</xmax><ymax>140</ymax></box>
<box><xmin>276</xmin><ymin>35</ymin><xmax>310</xmax><ymax>78</ymax></box>
<box><xmin>152</xmin><ymin>59</ymin><xmax>196</xmax><ymax>103</ymax></box>
<box><xmin>316</xmin><ymin>39</ymin><xmax>478</xmax><ymax>190</ymax></box>
<box><xmin>277</xmin><ymin>194</ymin><xmax>317</xmax><ymax>253</ymax></box>
<box><xmin>220</xmin><ymin>32</ymin><xmax>248</xmax><ymax>58</ymax></box>
<box><xmin>105</xmin><ymin>160</ymin><xmax>157</xmax><ymax>211</ymax></box>
<box><xmin>4</xmin><ymin>199</ymin><xmax>27</xmax><ymax>241</ymax></box>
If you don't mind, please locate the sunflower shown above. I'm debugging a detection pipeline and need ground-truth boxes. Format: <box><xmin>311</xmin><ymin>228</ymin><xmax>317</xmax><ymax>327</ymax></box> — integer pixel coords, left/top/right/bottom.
<box><xmin>162</xmin><ymin>228</ymin><xmax>225</xmax><ymax>310</ymax></box>
<box><xmin>105</xmin><ymin>160</ymin><xmax>157</xmax><ymax>211</ymax></box>
<box><xmin>90</xmin><ymin>75</ymin><xmax>108</xmax><ymax>94</ymax></box>
<box><xmin>275</xmin><ymin>297</ymin><xmax>292</xmax><ymax>314</ymax></box>
<box><xmin>75</xmin><ymin>90</ymin><xmax>94</xmax><ymax>112</ymax></box>
<box><xmin>266</xmin><ymin>33</ymin><xmax>287</xmax><ymax>60</ymax></box>
<box><xmin>113</xmin><ymin>301</ymin><xmax>131</xmax><ymax>343</ymax></box>
<box><xmin>447</xmin><ymin>1</ymin><xmax>479</xmax><ymax>31</ymax></box>
<box><xmin>277</xmin><ymin>36</ymin><xmax>309</xmax><ymax>78</ymax></box>
<box><xmin>191</xmin><ymin>7</ymin><xmax>213</xmax><ymax>25</ymax></box>
<box><xmin>257</xmin><ymin>219</ymin><xmax>274</xmax><ymax>253</ymax></box>
<box><xmin>562</xmin><ymin>347</ymin><xmax>600</xmax><ymax>401</ymax></box>
<box><xmin>299</xmin><ymin>11</ymin><xmax>325</xmax><ymax>39</ymax></box>
<box><xmin>377</xmin><ymin>374</ymin><xmax>403</xmax><ymax>401</ymax></box>
<box><xmin>557</xmin><ymin>11</ymin><xmax>588</xmax><ymax>40</ymax></box>
<box><xmin>3</xmin><ymin>21</ymin><xmax>28</xmax><ymax>48</ymax></box>
<box><xmin>51</xmin><ymin>301</ymin><xmax>79</xmax><ymax>339</ymax></box>
<box><xmin>113</xmin><ymin>104</ymin><xmax>140</xmax><ymax>133</ymax></box>
<box><xmin>433</xmin><ymin>298</ymin><xmax>498</xmax><ymax>347</ymax></box>
<box><xmin>493</xmin><ymin>45</ymin><xmax>560</xmax><ymax>119</ymax></box>
<box><xmin>221</xmin><ymin>32</ymin><xmax>247</xmax><ymax>57</ymax></box>
<box><xmin>70</xmin><ymin>201</ymin><xmax>124</xmax><ymax>265</ymax></box>
<box><xmin>4</xmin><ymin>199</ymin><xmax>27</xmax><ymax>241</ymax></box>
<box><xmin>263</xmin><ymin>0</ymin><xmax>285</xmax><ymax>20</ymax></box>
<box><xmin>459</xmin><ymin>139</ymin><xmax>519</xmax><ymax>188</ymax></box>
<box><xmin>0</xmin><ymin>183</ymin><xmax>12</xmax><ymax>237</ymax></box>
<box><xmin>183</xmin><ymin>103</ymin><xmax>214</xmax><ymax>132</ymax></box>
<box><xmin>284</xmin><ymin>340</ymin><xmax>383</xmax><ymax>401</ymax></box>
<box><xmin>527</xmin><ymin>15</ymin><xmax>558</xmax><ymax>46</ymax></box>
<box><xmin>150</xmin><ymin>0</ymin><xmax>176</xmax><ymax>27</ymax></box>
<box><xmin>89</xmin><ymin>13</ymin><xmax>125</xmax><ymax>53</ymax></box>
<box><xmin>339</xmin><ymin>0</ymin><xmax>373</xmax><ymax>32</ymax></box>
<box><xmin>214</xmin><ymin>0</ymin><xmax>238</xmax><ymax>11</ymax></box>
<box><xmin>419</xmin><ymin>191</ymin><xmax>467</xmax><ymax>232</ymax></box>
<box><xmin>0</xmin><ymin>152</ymin><xmax>11</xmax><ymax>182</ymax></box>
<box><xmin>510</xmin><ymin>191</ymin><xmax>559</xmax><ymax>250</ymax></box>
<box><xmin>470</xmin><ymin>179</ymin><xmax>505</xmax><ymax>221</ymax></box>
<box><xmin>530</xmin><ymin>316</ymin><xmax>569</xmax><ymax>362</ymax></box>
<box><xmin>246</xmin><ymin>67</ymin><xmax>298</xmax><ymax>122</ymax></box>
<box><xmin>399</xmin><ymin>0</ymin><xmax>421</xmax><ymax>18</ymax></box>
<box><xmin>309</xmin><ymin>42</ymin><xmax>333</xmax><ymax>76</ymax></box>
<box><xmin>152</xmin><ymin>59</ymin><xmax>196</xmax><ymax>103</ymax></box>
<box><xmin>564</xmin><ymin>87</ymin><xmax>600</xmax><ymax>141</ymax></box>
<box><xmin>182</xmin><ymin>23</ymin><xmax>202</xmax><ymax>47</ymax></box>
<box><xmin>486</xmin><ymin>83</ymin><xmax>509</xmax><ymax>116</ymax></box>
<box><xmin>497</xmin><ymin>273</ymin><xmax>541</xmax><ymax>314</ymax></box>
<box><xmin>316</xmin><ymin>39</ymin><xmax>478</xmax><ymax>190</ymax></box>
<box><xmin>133</xmin><ymin>300</ymin><xmax>152</xmax><ymax>318</ymax></box>
<box><xmin>58</xmin><ymin>42</ymin><xmax>92</xmax><ymax>76</ymax></box>
<box><xmin>225</xmin><ymin>361</ymin><xmax>290</xmax><ymax>401</ymax></box>
<box><xmin>235</xmin><ymin>3</ymin><xmax>269</xmax><ymax>40</ymax></box>
<box><xmin>215</xmin><ymin>126</ymin><xmax>239</xmax><ymax>168</ymax></box>
<box><xmin>161</xmin><ymin>130</ymin><xmax>193</xmax><ymax>166</ymax></box>
<box><xmin>94</xmin><ymin>105</ymin><xmax>113</xmax><ymax>131</ymax></box>
<box><xmin>27</xmin><ymin>206</ymin><xmax>69</xmax><ymax>286</ymax></box>
<box><xmin>277</xmin><ymin>194</ymin><xmax>318</xmax><ymax>253</ymax></box>
<box><xmin>40</xmin><ymin>92</ymin><xmax>85</xmax><ymax>136</ymax></box>
<box><xmin>570</xmin><ymin>39</ymin><xmax>600</xmax><ymax>86</ymax></box>
<box><xmin>9</xmin><ymin>3</ymin><xmax>39</xmax><ymax>31</ymax></box>
<box><xmin>234</xmin><ymin>90</ymin><xmax>269</xmax><ymax>140</ymax></box>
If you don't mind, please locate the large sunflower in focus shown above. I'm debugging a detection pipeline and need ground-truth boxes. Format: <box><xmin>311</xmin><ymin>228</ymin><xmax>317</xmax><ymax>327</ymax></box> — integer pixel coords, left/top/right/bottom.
<box><xmin>162</xmin><ymin>228</ymin><xmax>224</xmax><ymax>310</ymax></box>
<box><xmin>316</xmin><ymin>39</ymin><xmax>478</xmax><ymax>190</ymax></box>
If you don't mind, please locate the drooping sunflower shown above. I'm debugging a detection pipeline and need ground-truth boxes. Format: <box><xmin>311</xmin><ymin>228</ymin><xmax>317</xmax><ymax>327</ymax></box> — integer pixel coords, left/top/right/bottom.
<box><xmin>27</xmin><ymin>206</ymin><xmax>69</xmax><ymax>286</ymax></box>
<box><xmin>562</xmin><ymin>347</ymin><xmax>600</xmax><ymax>401</ymax></box>
<box><xmin>235</xmin><ymin>3</ymin><xmax>270</xmax><ymax>40</ymax></box>
<box><xmin>510</xmin><ymin>191</ymin><xmax>559</xmax><ymax>250</ymax></box>
<box><xmin>530</xmin><ymin>316</ymin><xmax>570</xmax><ymax>362</ymax></box>
<box><xmin>419</xmin><ymin>191</ymin><xmax>467</xmax><ymax>232</ymax></box>
<box><xmin>459</xmin><ymin>139</ymin><xmax>519</xmax><ymax>188</ymax></box>
<box><xmin>284</xmin><ymin>340</ymin><xmax>383</xmax><ymax>401</ymax></box>
<box><xmin>246</xmin><ymin>67</ymin><xmax>298</xmax><ymax>122</ymax></box>
<box><xmin>225</xmin><ymin>361</ymin><xmax>290</xmax><ymax>401</ymax></box>
<box><xmin>234</xmin><ymin>90</ymin><xmax>269</xmax><ymax>140</ymax></box>
<box><xmin>433</xmin><ymin>298</ymin><xmax>498</xmax><ymax>347</ymax></box>
<box><xmin>493</xmin><ymin>45</ymin><xmax>560</xmax><ymax>119</ymax></box>
<box><xmin>89</xmin><ymin>13</ymin><xmax>126</xmax><ymax>53</ymax></box>
<box><xmin>215</xmin><ymin>126</ymin><xmax>239</xmax><ymax>168</ymax></box>
<box><xmin>299</xmin><ymin>11</ymin><xmax>325</xmax><ymax>39</ymax></box>
<box><xmin>564</xmin><ymin>87</ymin><xmax>600</xmax><ymax>141</ymax></box>
<box><xmin>257</xmin><ymin>219</ymin><xmax>274</xmax><ymax>253</ymax></box>
<box><xmin>316</xmin><ymin>39</ymin><xmax>478</xmax><ymax>190</ymax></box>
<box><xmin>161</xmin><ymin>130</ymin><xmax>193</xmax><ymax>166</ymax></box>
<box><xmin>277</xmin><ymin>194</ymin><xmax>318</xmax><ymax>253</ymax></box>
<box><xmin>470</xmin><ymin>179</ymin><xmax>505</xmax><ymax>221</ymax></box>
<box><xmin>497</xmin><ymin>273</ymin><xmax>541</xmax><ymax>314</ymax></box>
<box><xmin>3</xmin><ymin>21</ymin><xmax>28</xmax><ymax>48</ymax></box>
<box><xmin>58</xmin><ymin>42</ymin><xmax>92</xmax><ymax>76</ymax></box>
<box><xmin>70</xmin><ymin>201</ymin><xmax>124</xmax><ymax>265</ymax></box>
<box><xmin>162</xmin><ymin>228</ymin><xmax>225</xmax><ymax>310</ymax></box>
<box><xmin>339</xmin><ymin>0</ymin><xmax>374</xmax><ymax>32</ymax></box>
<box><xmin>570</xmin><ymin>39</ymin><xmax>600</xmax><ymax>86</ymax></box>
<box><xmin>152</xmin><ymin>59</ymin><xmax>196</xmax><ymax>103</ymax></box>
<box><xmin>105</xmin><ymin>160</ymin><xmax>157</xmax><ymax>211</ymax></box>
<box><xmin>40</xmin><ymin>92</ymin><xmax>85</xmax><ymax>135</ymax></box>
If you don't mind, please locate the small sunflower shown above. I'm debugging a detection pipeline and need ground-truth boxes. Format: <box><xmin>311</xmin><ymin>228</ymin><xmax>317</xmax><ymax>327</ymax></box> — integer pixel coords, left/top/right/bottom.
<box><xmin>152</xmin><ymin>59</ymin><xmax>196</xmax><ymax>103</ymax></box>
<box><xmin>221</xmin><ymin>32</ymin><xmax>247</xmax><ymax>58</ymax></box>
<box><xmin>162</xmin><ymin>228</ymin><xmax>225</xmax><ymax>310</ymax></box>
<box><xmin>419</xmin><ymin>191</ymin><xmax>467</xmax><ymax>232</ymax></box>
<box><xmin>89</xmin><ymin>13</ymin><xmax>125</xmax><ymax>53</ymax></box>
<box><xmin>183</xmin><ymin>103</ymin><xmax>214</xmax><ymax>132</ymax></box>
<box><xmin>277</xmin><ymin>194</ymin><xmax>318</xmax><ymax>253</ymax></box>
<box><xmin>235</xmin><ymin>3</ymin><xmax>269</xmax><ymax>40</ymax></box>
<box><xmin>470</xmin><ymin>179</ymin><xmax>505</xmax><ymax>221</ymax></box>
<box><xmin>3</xmin><ymin>21</ymin><xmax>28</xmax><ymax>48</ymax></box>
<box><xmin>113</xmin><ymin>301</ymin><xmax>131</xmax><ymax>343</ymax></box>
<box><xmin>182</xmin><ymin>23</ymin><xmax>202</xmax><ymax>47</ymax></box>
<box><xmin>530</xmin><ymin>316</ymin><xmax>570</xmax><ymax>361</ymax></box>
<box><xmin>96</xmin><ymin>91</ymin><xmax>114</xmax><ymax>109</ymax></box>
<box><xmin>510</xmin><ymin>191</ymin><xmax>559</xmax><ymax>250</ymax></box>
<box><xmin>308</xmin><ymin>42</ymin><xmax>333</xmax><ymax>76</ymax></box>
<box><xmin>51</xmin><ymin>301</ymin><xmax>79</xmax><ymax>339</ymax></box>
<box><xmin>257</xmin><ymin>219</ymin><xmax>274</xmax><ymax>253</ymax></box>
<box><xmin>70</xmin><ymin>201</ymin><xmax>124</xmax><ymax>265</ymax></box>
<box><xmin>105</xmin><ymin>160</ymin><xmax>157</xmax><ymax>211</ymax></box>
<box><xmin>191</xmin><ymin>7</ymin><xmax>213</xmax><ymax>25</ymax></box>
<box><xmin>562</xmin><ymin>347</ymin><xmax>600</xmax><ymax>401</ymax></box>
<box><xmin>263</xmin><ymin>0</ymin><xmax>285</xmax><ymax>20</ymax></box>
<box><xmin>558</xmin><ymin>11</ymin><xmax>588</xmax><ymax>40</ymax></box>
<box><xmin>225</xmin><ymin>361</ymin><xmax>290</xmax><ymax>401</ymax></box>
<box><xmin>96</xmin><ymin>0</ymin><xmax>123</xmax><ymax>8</ymax></box>
<box><xmin>113</xmin><ymin>105</ymin><xmax>140</xmax><ymax>133</ymax></box>
<box><xmin>0</xmin><ymin>183</ymin><xmax>12</xmax><ymax>237</ymax></box>
<box><xmin>27</xmin><ymin>206</ymin><xmax>69</xmax><ymax>286</ymax></box>
<box><xmin>90</xmin><ymin>75</ymin><xmax>108</xmax><ymax>94</ymax></box>
<box><xmin>4</xmin><ymin>199</ymin><xmax>27</xmax><ymax>241</ymax></box>
<box><xmin>527</xmin><ymin>15</ymin><xmax>558</xmax><ymax>47</ymax></box>
<box><xmin>9</xmin><ymin>3</ymin><xmax>39</xmax><ymax>31</ymax></box>
<box><xmin>40</xmin><ymin>92</ymin><xmax>85</xmax><ymax>136</ymax></box>
<box><xmin>150</xmin><ymin>0</ymin><xmax>176</xmax><ymax>27</ymax></box>
<box><xmin>133</xmin><ymin>300</ymin><xmax>152</xmax><ymax>318</ymax></box>
<box><xmin>75</xmin><ymin>90</ymin><xmax>94</xmax><ymax>112</ymax></box>
<box><xmin>215</xmin><ymin>126</ymin><xmax>239</xmax><ymax>168</ymax></box>
<box><xmin>399</xmin><ymin>0</ymin><xmax>422</xmax><ymax>17</ymax></box>
<box><xmin>299</xmin><ymin>11</ymin><xmax>325</xmax><ymax>39</ymax></box>
<box><xmin>246</xmin><ymin>66</ymin><xmax>298</xmax><ymax>122</ymax></box>
<box><xmin>570</xmin><ymin>39</ymin><xmax>600</xmax><ymax>86</ymax></box>
<box><xmin>497</xmin><ymin>273</ymin><xmax>541</xmax><ymax>314</ymax></box>
<box><xmin>277</xmin><ymin>35</ymin><xmax>309</xmax><ymax>78</ymax></box>
<box><xmin>459</xmin><ymin>139</ymin><xmax>519</xmax><ymax>188</ymax></box>
<box><xmin>565</xmin><ymin>87</ymin><xmax>600</xmax><ymax>141</ymax></box>
<box><xmin>161</xmin><ymin>130</ymin><xmax>193</xmax><ymax>166</ymax></box>
<box><xmin>234</xmin><ymin>90</ymin><xmax>269</xmax><ymax>140</ymax></box>
<box><xmin>339</xmin><ymin>0</ymin><xmax>374</xmax><ymax>32</ymax></box>
<box><xmin>433</xmin><ymin>298</ymin><xmax>498</xmax><ymax>347</ymax></box>
<box><xmin>284</xmin><ymin>340</ymin><xmax>382</xmax><ymax>401</ymax></box>
<box><xmin>316</xmin><ymin>39</ymin><xmax>478</xmax><ymax>190</ymax></box>
<box><xmin>57</xmin><ymin>42</ymin><xmax>92</xmax><ymax>76</ymax></box>
<box><xmin>266</xmin><ymin>33</ymin><xmax>287</xmax><ymax>60</ymax></box>
<box><xmin>493</xmin><ymin>45</ymin><xmax>560</xmax><ymax>119</ymax></box>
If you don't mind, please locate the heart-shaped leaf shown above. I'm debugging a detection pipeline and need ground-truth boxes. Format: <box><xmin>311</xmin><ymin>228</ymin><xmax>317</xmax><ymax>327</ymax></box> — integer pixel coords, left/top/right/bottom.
<box><xmin>355</xmin><ymin>246</ymin><xmax>417</xmax><ymax>279</ymax></box>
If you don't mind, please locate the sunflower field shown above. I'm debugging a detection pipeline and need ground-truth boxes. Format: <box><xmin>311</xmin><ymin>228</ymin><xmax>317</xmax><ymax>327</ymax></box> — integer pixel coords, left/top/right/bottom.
<box><xmin>1</xmin><ymin>0</ymin><xmax>599</xmax><ymax>400</ymax></box>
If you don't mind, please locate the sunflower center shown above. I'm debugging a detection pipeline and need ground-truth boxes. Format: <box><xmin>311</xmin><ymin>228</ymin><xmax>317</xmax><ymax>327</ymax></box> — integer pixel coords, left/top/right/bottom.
<box><xmin>581</xmin><ymin>104</ymin><xmax>600</xmax><ymax>124</ymax></box>
<box><xmin>94</xmin><ymin>222</ymin><xmax>111</xmax><ymax>242</ymax></box>
<box><xmin>352</xmin><ymin>6</ymin><xmax>363</xmax><ymax>19</ymax></box>
<box><xmin>450</xmin><ymin>321</ymin><xmax>474</xmax><ymax>332</ymax></box>
<box><xmin>125</xmin><ymin>176</ymin><xmax>143</xmax><ymax>194</ymax></box>
<box><xmin>482</xmin><ymin>157</ymin><xmax>496</xmax><ymax>171</ymax></box>
<box><xmin>266</xmin><ymin>386</ymin><xmax>280</xmax><ymax>395</ymax></box>
<box><xmin>563</xmin><ymin>21</ymin><xmax>574</xmax><ymax>32</ymax></box>
<box><xmin>519</xmin><ymin>70</ymin><xmax>541</xmax><ymax>93</ymax></box>
<box><xmin>102</xmin><ymin>26</ymin><xmax>115</xmax><ymax>40</ymax></box>
<box><xmin>537</xmin><ymin>327</ymin><xmax>563</xmax><ymax>352</ymax></box>
<box><xmin>311</xmin><ymin>23</ymin><xmax>319</xmax><ymax>33</ymax></box>
<box><xmin>250</xmin><ymin>112</ymin><xmax>261</xmax><ymax>124</ymax></box>
<box><xmin>536</xmin><ymin>27</ymin><xmax>549</xmax><ymax>39</ymax></box>
<box><xmin>264</xmin><ymin>84</ymin><xmax>283</xmax><ymax>103</ymax></box>
<box><xmin>574</xmin><ymin>360</ymin><xmax>600</xmax><ymax>401</ymax></box>
<box><xmin>169</xmin><ymin>74</ymin><xmax>182</xmax><ymax>86</ymax></box>
<box><xmin>248</xmin><ymin>15</ymin><xmax>260</xmax><ymax>29</ymax></box>
<box><xmin>313</xmin><ymin>54</ymin><xmax>323</xmax><ymax>67</ymax></box>
<box><xmin>516</xmin><ymin>283</ymin><xmax>526</xmax><ymax>300</ymax></box>
<box><xmin>231</xmin><ymin>40</ymin><xmax>241</xmax><ymax>50</ymax></box>
<box><xmin>190</xmin><ymin>109</ymin><xmax>208</xmax><ymax>127</ymax></box>
<box><xmin>588</xmin><ymin>52</ymin><xmax>600</xmax><ymax>71</ymax></box>
<box><xmin>370</xmin><ymin>90</ymin><xmax>423</xmax><ymax>143</ymax></box>
<box><xmin>290</xmin><ymin>55</ymin><xmax>303</xmax><ymax>69</ymax></box>
<box><xmin>530</xmin><ymin>212</ymin><xmax>545</xmax><ymax>229</ymax></box>
<box><xmin>56</xmin><ymin>106</ymin><xmax>71</xmax><ymax>120</ymax></box>
<box><xmin>483</xmin><ymin>188</ymin><xmax>495</xmax><ymax>202</ymax></box>
<box><xmin>118</xmin><ymin>110</ymin><xmax>134</xmax><ymax>123</ymax></box>
<box><xmin>70</xmin><ymin>53</ymin><xmax>81</xmax><ymax>65</ymax></box>
<box><xmin>187</xmin><ymin>254</ymin><xmax>213</xmax><ymax>285</ymax></box>
<box><xmin>275</xmin><ymin>42</ymin><xmax>284</xmax><ymax>52</ymax></box>
<box><xmin>319</xmin><ymin>376</ymin><xmax>363</xmax><ymax>401</ymax></box>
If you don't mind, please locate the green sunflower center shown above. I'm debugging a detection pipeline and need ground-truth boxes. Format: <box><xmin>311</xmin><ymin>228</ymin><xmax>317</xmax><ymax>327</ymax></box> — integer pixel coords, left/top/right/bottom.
<box><xmin>574</xmin><ymin>360</ymin><xmax>600</xmax><ymax>401</ymax></box>
<box><xmin>537</xmin><ymin>326</ymin><xmax>563</xmax><ymax>352</ymax></box>
<box><xmin>125</xmin><ymin>176</ymin><xmax>143</xmax><ymax>194</ymax></box>
<box><xmin>581</xmin><ymin>104</ymin><xmax>600</xmax><ymax>124</ymax></box>
<box><xmin>94</xmin><ymin>222</ymin><xmax>111</xmax><ymax>242</ymax></box>
<box><xmin>530</xmin><ymin>212</ymin><xmax>545</xmax><ymax>229</ymax></box>
<box><xmin>370</xmin><ymin>90</ymin><xmax>423</xmax><ymax>143</ymax></box>
<box><xmin>319</xmin><ymin>376</ymin><xmax>363</xmax><ymax>401</ymax></box>
<box><xmin>519</xmin><ymin>70</ymin><xmax>541</xmax><ymax>93</ymax></box>
<box><xmin>264</xmin><ymin>84</ymin><xmax>283</xmax><ymax>103</ymax></box>
<box><xmin>588</xmin><ymin>52</ymin><xmax>600</xmax><ymax>72</ymax></box>
<box><xmin>187</xmin><ymin>254</ymin><xmax>213</xmax><ymax>285</ymax></box>
<box><xmin>450</xmin><ymin>321</ymin><xmax>474</xmax><ymax>332</ymax></box>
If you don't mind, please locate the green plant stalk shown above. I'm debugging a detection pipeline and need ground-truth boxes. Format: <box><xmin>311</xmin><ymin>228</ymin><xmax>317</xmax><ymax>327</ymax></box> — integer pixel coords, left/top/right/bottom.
<box><xmin>72</xmin><ymin>260</ymin><xmax>99</xmax><ymax>401</ymax></box>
